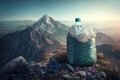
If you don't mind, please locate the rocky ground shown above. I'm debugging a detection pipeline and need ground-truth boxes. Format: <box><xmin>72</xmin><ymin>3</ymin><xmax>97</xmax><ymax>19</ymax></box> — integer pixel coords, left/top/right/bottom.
<box><xmin>0</xmin><ymin>52</ymin><xmax>120</xmax><ymax>80</ymax></box>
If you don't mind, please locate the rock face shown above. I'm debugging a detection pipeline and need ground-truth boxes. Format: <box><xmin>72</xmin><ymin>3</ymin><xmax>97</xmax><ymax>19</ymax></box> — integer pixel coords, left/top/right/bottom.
<box><xmin>0</xmin><ymin>27</ymin><xmax>62</xmax><ymax>68</ymax></box>
<box><xmin>32</xmin><ymin>15</ymin><xmax>69</xmax><ymax>44</ymax></box>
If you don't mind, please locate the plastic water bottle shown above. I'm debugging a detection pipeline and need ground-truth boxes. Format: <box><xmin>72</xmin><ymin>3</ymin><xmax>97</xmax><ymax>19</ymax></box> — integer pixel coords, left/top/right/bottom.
<box><xmin>67</xmin><ymin>18</ymin><xmax>97</xmax><ymax>66</ymax></box>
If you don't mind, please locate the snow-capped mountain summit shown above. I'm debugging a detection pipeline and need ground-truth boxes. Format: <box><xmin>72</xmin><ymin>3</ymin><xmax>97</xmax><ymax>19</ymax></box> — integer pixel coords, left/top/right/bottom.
<box><xmin>32</xmin><ymin>15</ymin><xmax>69</xmax><ymax>44</ymax></box>
<box><xmin>32</xmin><ymin>15</ymin><xmax>69</xmax><ymax>34</ymax></box>
<box><xmin>42</xmin><ymin>14</ymin><xmax>52</xmax><ymax>24</ymax></box>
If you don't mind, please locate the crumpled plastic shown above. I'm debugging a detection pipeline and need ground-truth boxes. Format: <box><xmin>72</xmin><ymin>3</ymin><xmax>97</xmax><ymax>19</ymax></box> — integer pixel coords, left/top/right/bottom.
<box><xmin>69</xmin><ymin>25</ymin><xmax>96</xmax><ymax>42</ymax></box>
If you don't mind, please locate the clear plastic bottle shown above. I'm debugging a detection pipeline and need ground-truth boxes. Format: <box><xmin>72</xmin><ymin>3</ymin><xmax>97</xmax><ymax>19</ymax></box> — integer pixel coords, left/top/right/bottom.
<box><xmin>69</xmin><ymin>18</ymin><xmax>83</xmax><ymax>39</ymax></box>
<box><xmin>67</xmin><ymin>18</ymin><xmax>97</xmax><ymax>66</ymax></box>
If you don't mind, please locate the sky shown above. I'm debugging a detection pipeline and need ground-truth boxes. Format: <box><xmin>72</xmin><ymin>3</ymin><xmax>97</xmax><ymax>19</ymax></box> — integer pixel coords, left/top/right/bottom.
<box><xmin>0</xmin><ymin>0</ymin><xmax>120</xmax><ymax>22</ymax></box>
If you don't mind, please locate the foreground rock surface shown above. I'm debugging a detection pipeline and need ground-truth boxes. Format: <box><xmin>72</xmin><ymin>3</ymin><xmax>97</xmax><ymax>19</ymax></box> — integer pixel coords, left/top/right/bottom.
<box><xmin>0</xmin><ymin>52</ymin><xmax>120</xmax><ymax>80</ymax></box>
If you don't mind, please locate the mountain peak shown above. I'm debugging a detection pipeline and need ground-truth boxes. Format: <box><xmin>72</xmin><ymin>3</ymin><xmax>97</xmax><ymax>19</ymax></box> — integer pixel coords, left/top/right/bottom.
<box><xmin>43</xmin><ymin>14</ymin><xmax>49</xmax><ymax>18</ymax></box>
<box><xmin>32</xmin><ymin>15</ymin><xmax>69</xmax><ymax>34</ymax></box>
<box><xmin>32</xmin><ymin>15</ymin><xmax>69</xmax><ymax>44</ymax></box>
<box><xmin>38</xmin><ymin>14</ymin><xmax>52</xmax><ymax>24</ymax></box>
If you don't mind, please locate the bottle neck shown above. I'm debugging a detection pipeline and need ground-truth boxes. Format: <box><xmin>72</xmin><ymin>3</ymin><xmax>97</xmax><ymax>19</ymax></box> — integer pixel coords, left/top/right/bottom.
<box><xmin>75</xmin><ymin>22</ymin><xmax>82</xmax><ymax>25</ymax></box>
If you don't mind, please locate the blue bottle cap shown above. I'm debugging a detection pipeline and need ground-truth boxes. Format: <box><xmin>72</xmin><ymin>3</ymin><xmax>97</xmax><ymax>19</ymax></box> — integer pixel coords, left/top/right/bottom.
<box><xmin>75</xmin><ymin>18</ymin><xmax>81</xmax><ymax>22</ymax></box>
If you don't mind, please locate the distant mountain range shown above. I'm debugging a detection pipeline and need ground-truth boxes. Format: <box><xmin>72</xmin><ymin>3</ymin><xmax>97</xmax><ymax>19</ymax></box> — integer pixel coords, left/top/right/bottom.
<box><xmin>96</xmin><ymin>32</ymin><xmax>113</xmax><ymax>45</ymax></box>
<box><xmin>0</xmin><ymin>20</ymin><xmax>35</xmax><ymax>38</ymax></box>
